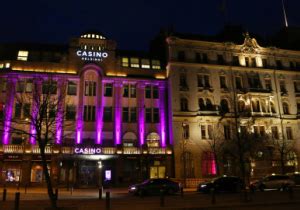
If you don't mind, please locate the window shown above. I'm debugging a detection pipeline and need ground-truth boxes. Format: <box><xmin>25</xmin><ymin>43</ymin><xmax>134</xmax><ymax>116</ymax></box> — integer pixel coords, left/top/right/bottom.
<box><xmin>232</xmin><ymin>56</ymin><xmax>239</xmax><ymax>66</ymax></box>
<box><xmin>145</xmin><ymin>85</ymin><xmax>151</xmax><ymax>98</ymax></box>
<box><xmin>67</xmin><ymin>81</ymin><xmax>77</xmax><ymax>95</ymax></box>
<box><xmin>238</xmin><ymin>101</ymin><xmax>245</xmax><ymax>112</ymax></box>
<box><xmin>202</xmin><ymin>152</ymin><xmax>217</xmax><ymax>176</ymax></box>
<box><xmin>16</xmin><ymin>80</ymin><xmax>25</xmax><ymax>93</ymax></box>
<box><xmin>23</xmin><ymin>104</ymin><xmax>30</xmax><ymax>118</ymax></box>
<box><xmin>252</xmin><ymin>100</ymin><xmax>261</xmax><ymax>112</ymax></box>
<box><xmin>153</xmin><ymin>86</ymin><xmax>159</xmax><ymax>99</ymax></box>
<box><xmin>48</xmin><ymin>105</ymin><xmax>56</xmax><ymax>119</ymax></box>
<box><xmin>130</xmin><ymin>85</ymin><xmax>136</xmax><ymax>98</ymax></box>
<box><xmin>122</xmin><ymin>107</ymin><xmax>129</xmax><ymax>122</ymax></box>
<box><xmin>198</xmin><ymin>98</ymin><xmax>205</xmax><ymax>110</ymax></box>
<box><xmin>251</xmin><ymin>58</ymin><xmax>256</xmax><ymax>67</ymax></box>
<box><xmin>198</xmin><ymin>74</ymin><xmax>210</xmax><ymax>88</ymax></box>
<box><xmin>130</xmin><ymin>57</ymin><xmax>139</xmax><ymax>68</ymax></box>
<box><xmin>25</xmin><ymin>80</ymin><xmax>33</xmax><ymax>93</ymax></box>
<box><xmin>178</xmin><ymin>51</ymin><xmax>185</xmax><ymax>61</ymax></box>
<box><xmin>66</xmin><ymin>105</ymin><xmax>76</xmax><ymax>120</ymax></box>
<box><xmin>279</xmin><ymin>80</ymin><xmax>287</xmax><ymax>93</ymax></box>
<box><xmin>220</xmin><ymin>99</ymin><xmax>229</xmax><ymax>113</ymax></box>
<box><xmin>200</xmin><ymin>125</ymin><xmax>213</xmax><ymax>140</ymax></box>
<box><xmin>182</xmin><ymin>124</ymin><xmax>189</xmax><ymax>139</ymax></box>
<box><xmin>151</xmin><ymin>60</ymin><xmax>161</xmax><ymax>69</ymax></box>
<box><xmin>195</xmin><ymin>53</ymin><xmax>201</xmax><ymax>63</ymax></box>
<box><xmin>145</xmin><ymin>108</ymin><xmax>152</xmax><ymax>123</ymax></box>
<box><xmin>265</xmin><ymin>79</ymin><xmax>272</xmax><ymax>91</ymax></box>
<box><xmin>202</xmin><ymin>53</ymin><xmax>208</xmax><ymax>63</ymax></box>
<box><xmin>248</xmin><ymin>73</ymin><xmax>261</xmax><ymax>89</ymax></box>
<box><xmin>104</xmin><ymin>83</ymin><xmax>113</xmax><ymax>97</ymax></box>
<box><xmin>83</xmin><ymin>105</ymin><xmax>95</xmax><ymax>122</ymax></box>
<box><xmin>14</xmin><ymin>103</ymin><xmax>22</xmax><ymax>119</ymax></box>
<box><xmin>217</xmin><ymin>54</ymin><xmax>224</xmax><ymax>65</ymax></box>
<box><xmin>286</xmin><ymin>127</ymin><xmax>293</xmax><ymax>140</ymax></box>
<box><xmin>121</xmin><ymin>57</ymin><xmax>129</xmax><ymax>67</ymax></box>
<box><xmin>254</xmin><ymin>126</ymin><xmax>265</xmax><ymax>137</ymax></box>
<box><xmin>104</xmin><ymin>107</ymin><xmax>112</xmax><ymax>122</ymax></box>
<box><xmin>276</xmin><ymin>60</ymin><xmax>283</xmax><ymax>69</ymax></box>
<box><xmin>270</xmin><ymin>102</ymin><xmax>276</xmax><ymax>113</ymax></box>
<box><xmin>294</xmin><ymin>81</ymin><xmax>300</xmax><ymax>93</ymax></box>
<box><xmin>235</xmin><ymin>77</ymin><xmax>243</xmax><ymax>89</ymax></box>
<box><xmin>123</xmin><ymin>84</ymin><xmax>129</xmax><ymax>97</ymax></box>
<box><xmin>17</xmin><ymin>50</ymin><xmax>29</xmax><ymax>61</ymax></box>
<box><xmin>224</xmin><ymin>125</ymin><xmax>231</xmax><ymax>140</ymax></box>
<box><xmin>220</xmin><ymin>76</ymin><xmax>227</xmax><ymax>89</ymax></box>
<box><xmin>130</xmin><ymin>107</ymin><xmax>136</xmax><ymax>122</ymax></box>
<box><xmin>42</xmin><ymin>81</ymin><xmax>57</xmax><ymax>95</ymax></box>
<box><xmin>85</xmin><ymin>81</ymin><xmax>96</xmax><ymax>96</ymax></box>
<box><xmin>179</xmin><ymin>73</ymin><xmax>187</xmax><ymax>88</ymax></box>
<box><xmin>153</xmin><ymin>108</ymin><xmax>159</xmax><ymax>123</ymax></box>
<box><xmin>201</xmin><ymin>125</ymin><xmax>206</xmax><ymax>139</ymax></box>
<box><xmin>141</xmin><ymin>59</ymin><xmax>150</xmax><ymax>69</ymax></box>
<box><xmin>245</xmin><ymin>57</ymin><xmax>249</xmax><ymax>66</ymax></box>
<box><xmin>283</xmin><ymin>102</ymin><xmax>289</xmax><ymax>114</ymax></box>
<box><xmin>297</xmin><ymin>102</ymin><xmax>300</xmax><ymax>114</ymax></box>
<box><xmin>271</xmin><ymin>126</ymin><xmax>279</xmax><ymax>139</ymax></box>
<box><xmin>180</xmin><ymin>98</ymin><xmax>188</xmax><ymax>111</ymax></box>
<box><xmin>1</xmin><ymin>80</ymin><xmax>7</xmax><ymax>92</ymax></box>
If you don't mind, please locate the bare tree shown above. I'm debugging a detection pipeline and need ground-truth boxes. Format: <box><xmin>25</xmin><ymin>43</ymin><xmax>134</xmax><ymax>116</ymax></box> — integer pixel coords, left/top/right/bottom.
<box><xmin>1</xmin><ymin>77</ymin><xmax>69</xmax><ymax>209</ymax></box>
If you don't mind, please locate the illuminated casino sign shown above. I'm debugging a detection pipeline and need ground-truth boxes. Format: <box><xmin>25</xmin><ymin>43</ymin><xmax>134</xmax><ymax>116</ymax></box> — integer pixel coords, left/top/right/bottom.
<box><xmin>74</xmin><ymin>147</ymin><xmax>102</xmax><ymax>155</ymax></box>
<box><xmin>76</xmin><ymin>50</ymin><xmax>108</xmax><ymax>61</ymax></box>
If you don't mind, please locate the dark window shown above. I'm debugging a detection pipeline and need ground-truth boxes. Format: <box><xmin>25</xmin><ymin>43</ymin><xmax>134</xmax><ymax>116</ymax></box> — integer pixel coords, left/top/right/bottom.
<box><xmin>15</xmin><ymin>103</ymin><xmax>22</xmax><ymax>119</ymax></box>
<box><xmin>195</xmin><ymin>53</ymin><xmax>202</xmax><ymax>63</ymax></box>
<box><xmin>232</xmin><ymin>56</ymin><xmax>239</xmax><ymax>66</ymax></box>
<box><xmin>104</xmin><ymin>107</ymin><xmax>112</xmax><ymax>122</ymax></box>
<box><xmin>251</xmin><ymin>58</ymin><xmax>256</xmax><ymax>67</ymax></box>
<box><xmin>262</xmin><ymin>59</ymin><xmax>267</xmax><ymax>67</ymax></box>
<box><xmin>265</xmin><ymin>79</ymin><xmax>272</xmax><ymax>90</ymax></box>
<box><xmin>206</xmin><ymin>99</ymin><xmax>213</xmax><ymax>110</ymax></box>
<box><xmin>104</xmin><ymin>83</ymin><xmax>113</xmax><ymax>97</ymax></box>
<box><xmin>217</xmin><ymin>54</ymin><xmax>224</xmax><ymax>65</ymax></box>
<box><xmin>84</xmin><ymin>81</ymin><xmax>96</xmax><ymax>96</ymax></box>
<box><xmin>276</xmin><ymin>60</ymin><xmax>283</xmax><ymax>69</ymax></box>
<box><xmin>153</xmin><ymin>86</ymin><xmax>159</xmax><ymax>99</ymax></box>
<box><xmin>286</xmin><ymin>127</ymin><xmax>293</xmax><ymax>140</ymax></box>
<box><xmin>49</xmin><ymin>105</ymin><xmax>56</xmax><ymax>119</ymax></box>
<box><xmin>130</xmin><ymin>107</ymin><xmax>137</xmax><ymax>122</ymax></box>
<box><xmin>153</xmin><ymin>108</ymin><xmax>159</xmax><ymax>123</ymax></box>
<box><xmin>130</xmin><ymin>85</ymin><xmax>136</xmax><ymax>98</ymax></box>
<box><xmin>180</xmin><ymin>98</ymin><xmax>188</xmax><ymax>111</ymax></box>
<box><xmin>178</xmin><ymin>51</ymin><xmax>185</xmax><ymax>61</ymax></box>
<box><xmin>145</xmin><ymin>85</ymin><xmax>151</xmax><ymax>98</ymax></box>
<box><xmin>183</xmin><ymin>124</ymin><xmax>189</xmax><ymax>139</ymax></box>
<box><xmin>67</xmin><ymin>81</ymin><xmax>77</xmax><ymax>95</ymax></box>
<box><xmin>123</xmin><ymin>84</ymin><xmax>129</xmax><ymax>97</ymax></box>
<box><xmin>66</xmin><ymin>105</ymin><xmax>76</xmax><ymax>120</ymax></box>
<box><xmin>245</xmin><ymin>57</ymin><xmax>249</xmax><ymax>67</ymax></box>
<box><xmin>42</xmin><ymin>81</ymin><xmax>57</xmax><ymax>94</ymax></box>
<box><xmin>145</xmin><ymin>108</ymin><xmax>152</xmax><ymax>123</ymax></box>
<box><xmin>271</xmin><ymin>127</ymin><xmax>279</xmax><ymax>139</ymax></box>
<box><xmin>23</xmin><ymin>104</ymin><xmax>31</xmax><ymax>118</ymax></box>
<box><xmin>180</xmin><ymin>73</ymin><xmax>187</xmax><ymax>87</ymax></box>
<box><xmin>84</xmin><ymin>105</ymin><xmax>96</xmax><ymax>121</ymax></box>
<box><xmin>202</xmin><ymin>53</ymin><xmax>208</xmax><ymax>63</ymax></box>
<box><xmin>297</xmin><ymin>103</ymin><xmax>300</xmax><ymax>114</ymax></box>
<box><xmin>235</xmin><ymin>77</ymin><xmax>243</xmax><ymax>89</ymax></box>
<box><xmin>16</xmin><ymin>81</ymin><xmax>25</xmax><ymax>93</ymax></box>
<box><xmin>224</xmin><ymin>125</ymin><xmax>231</xmax><ymax>140</ymax></box>
<box><xmin>220</xmin><ymin>99</ymin><xmax>229</xmax><ymax>113</ymax></box>
<box><xmin>198</xmin><ymin>98</ymin><xmax>205</xmax><ymax>110</ymax></box>
<box><xmin>122</xmin><ymin>107</ymin><xmax>129</xmax><ymax>122</ymax></box>
<box><xmin>220</xmin><ymin>76</ymin><xmax>227</xmax><ymax>89</ymax></box>
<box><xmin>290</xmin><ymin>61</ymin><xmax>295</xmax><ymax>69</ymax></box>
<box><xmin>283</xmin><ymin>102</ymin><xmax>289</xmax><ymax>114</ymax></box>
<box><xmin>294</xmin><ymin>82</ymin><xmax>300</xmax><ymax>93</ymax></box>
<box><xmin>280</xmin><ymin>80</ymin><xmax>287</xmax><ymax>93</ymax></box>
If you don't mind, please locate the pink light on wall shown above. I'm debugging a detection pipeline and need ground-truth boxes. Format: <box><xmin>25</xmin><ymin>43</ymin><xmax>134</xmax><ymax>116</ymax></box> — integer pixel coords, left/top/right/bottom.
<box><xmin>137</xmin><ymin>83</ymin><xmax>145</xmax><ymax>146</ymax></box>
<box><xmin>159</xmin><ymin>85</ymin><xmax>166</xmax><ymax>147</ymax></box>
<box><xmin>96</xmin><ymin>82</ymin><xmax>104</xmax><ymax>144</ymax></box>
<box><xmin>114</xmin><ymin>82</ymin><xmax>122</xmax><ymax>145</ymax></box>
<box><xmin>76</xmin><ymin>130</ymin><xmax>81</xmax><ymax>144</ymax></box>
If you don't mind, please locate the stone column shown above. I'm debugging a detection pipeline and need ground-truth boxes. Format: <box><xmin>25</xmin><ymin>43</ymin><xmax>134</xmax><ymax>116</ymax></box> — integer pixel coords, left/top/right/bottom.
<box><xmin>96</xmin><ymin>77</ymin><xmax>104</xmax><ymax>144</ymax></box>
<box><xmin>114</xmin><ymin>81</ymin><xmax>123</xmax><ymax>145</ymax></box>
<box><xmin>137</xmin><ymin>83</ymin><xmax>145</xmax><ymax>146</ymax></box>
<box><xmin>2</xmin><ymin>77</ymin><xmax>16</xmax><ymax>144</ymax></box>
<box><xmin>76</xmin><ymin>76</ymin><xmax>84</xmax><ymax>144</ymax></box>
<box><xmin>159</xmin><ymin>85</ymin><xmax>166</xmax><ymax>147</ymax></box>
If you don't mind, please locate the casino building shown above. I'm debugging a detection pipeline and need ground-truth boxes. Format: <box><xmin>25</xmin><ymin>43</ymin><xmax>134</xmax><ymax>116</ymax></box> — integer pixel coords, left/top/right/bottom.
<box><xmin>0</xmin><ymin>32</ymin><xmax>173</xmax><ymax>187</ymax></box>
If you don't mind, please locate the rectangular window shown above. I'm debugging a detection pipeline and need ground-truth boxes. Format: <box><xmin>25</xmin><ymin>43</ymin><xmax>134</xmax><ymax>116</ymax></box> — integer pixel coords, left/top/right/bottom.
<box><xmin>286</xmin><ymin>127</ymin><xmax>293</xmax><ymax>140</ymax></box>
<box><xmin>220</xmin><ymin>76</ymin><xmax>227</xmax><ymax>89</ymax></box>
<box><xmin>271</xmin><ymin>126</ymin><xmax>279</xmax><ymax>139</ymax></box>
<box><xmin>84</xmin><ymin>81</ymin><xmax>96</xmax><ymax>96</ymax></box>
<box><xmin>130</xmin><ymin>107</ymin><xmax>136</xmax><ymax>122</ymax></box>
<box><xmin>42</xmin><ymin>81</ymin><xmax>57</xmax><ymax>95</ymax></box>
<box><xmin>153</xmin><ymin>86</ymin><xmax>159</xmax><ymax>99</ymax></box>
<box><xmin>130</xmin><ymin>85</ymin><xmax>136</xmax><ymax>98</ymax></box>
<box><xmin>104</xmin><ymin>107</ymin><xmax>112</xmax><ymax>122</ymax></box>
<box><xmin>294</xmin><ymin>81</ymin><xmax>300</xmax><ymax>93</ymax></box>
<box><xmin>297</xmin><ymin>103</ymin><xmax>300</xmax><ymax>114</ymax></box>
<box><xmin>23</xmin><ymin>104</ymin><xmax>31</xmax><ymax>118</ymax></box>
<box><xmin>251</xmin><ymin>58</ymin><xmax>256</xmax><ymax>67</ymax></box>
<box><xmin>198</xmin><ymin>75</ymin><xmax>204</xmax><ymax>87</ymax></box>
<box><xmin>83</xmin><ymin>105</ymin><xmax>95</xmax><ymax>122</ymax></box>
<box><xmin>17</xmin><ymin>50</ymin><xmax>29</xmax><ymax>61</ymax></box>
<box><xmin>123</xmin><ymin>84</ymin><xmax>129</xmax><ymax>97</ymax></box>
<box><xmin>265</xmin><ymin>79</ymin><xmax>272</xmax><ymax>90</ymax></box>
<box><xmin>262</xmin><ymin>58</ymin><xmax>268</xmax><ymax>67</ymax></box>
<box><xmin>145</xmin><ymin>85</ymin><xmax>151</xmax><ymax>98</ymax></box>
<box><xmin>224</xmin><ymin>125</ymin><xmax>231</xmax><ymax>140</ymax></box>
<box><xmin>195</xmin><ymin>53</ymin><xmax>202</xmax><ymax>63</ymax></box>
<box><xmin>145</xmin><ymin>108</ymin><xmax>152</xmax><ymax>123</ymax></box>
<box><xmin>130</xmin><ymin>57</ymin><xmax>139</xmax><ymax>68</ymax></box>
<box><xmin>178</xmin><ymin>51</ymin><xmax>185</xmax><ymax>61</ymax></box>
<box><xmin>201</xmin><ymin>125</ymin><xmax>206</xmax><ymax>139</ymax></box>
<box><xmin>25</xmin><ymin>80</ymin><xmax>33</xmax><ymax>93</ymax></box>
<box><xmin>67</xmin><ymin>81</ymin><xmax>77</xmax><ymax>95</ymax></box>
<box><xmin>217</xmin><ymin>54</ymin><xmax>224</xmax><ymax>65</ymax></box>
<box><xmin>141</xmin><ymin>59</ymin><xmax>150</xmax><ymax>69</ymax></box>
<box><xmin>198</xmin><ymin>75</ymin><xmax>210</xmax><ymax>88</ymax></box>
<box><xmin>104</xmin><ymin>83</ymin><xmax>113</xmax><ymax>97</ymax></box>
<box><xmin>183</xmin><ymin>124</ymin><xmax>189</xmax><ymax>139</ymax></box>
<box><xmin>279</xmin><ymin>80</ymin><xmax>287</xmax><ymax>93</ymax></box>
<box><xmin>66</xmin><ymin>105</ymin><xmax>76</xmax><ymax>120</ymax></box>
<box><xmin>121</xmin><ymin>57</ymin><xmax>129</xmax><ymax>67</ymax></box>
<box><xmin>180</xmin><ymin>73</ymin><xmax>187</xmax><ymax>87</ymax></box>
<box><xmin>49</xmin><ymin>105</ymin><xmax>56</xmax><ymax>119</ymax></box>
<box><xmin>151</xmin><ymin>60</ymin><xmax>161</xmax><ymax>69</ymax></box>
<box><xmin>245</xmin><ymin>57</ymin><xmax>249</xmax><ymax>67</ymax></box>
<box><xmin>122</xmin><ymin>107</ymin><xmax>129</xmax><ymax>122</ymax></box>
<box><xmin>202</xmin><ymin>53</ymin><xmax>208</xmax><ymax>63</ymax></box>
<box><xmin>235</xmin><ymin>77</ymin><xmax>243</xmax><ymax>89</ymax></box>
<box><xmin>16</xmin><ymin>80</ymin><xmax>25</xmax><ymax>93</ymax></box>
<box><xmin>1</xmin><ymin>80</ymin><xmax>7</xmax><ymax>92</ymax></box>
<box><xmin>207</xmin><ymin>125</ymin><xmax>213</xmax><ymax>139</ymax></box>
<box><xmin>232</xmin><ymin>56</ymin><xmax>239</xmax><ymax>66</ymax></box>
<box><xmin>153</xmin><ymin>108</ymin><xmax>159</xmax><ymax>123</ymax></box>
<box><xmin>276</xmin><ymin>60</ymin><xmax>283</xmax><ymax>69</ymax></box>
<box><xmin>15</xmin><ymin>103</ymin><xmax>22</xmax><ymax>119</ymax></box>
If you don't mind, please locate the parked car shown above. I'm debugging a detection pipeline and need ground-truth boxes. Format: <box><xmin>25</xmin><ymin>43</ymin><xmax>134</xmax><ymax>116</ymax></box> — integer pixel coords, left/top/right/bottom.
<box><xmin>128</xmin><ymin>178</ymin><xmax>180</xmax><ymax>196</ymax></box>
<box><xmin>287</xmin><ymin>172</ymin><xmax>300</xmax><ymax>186</ymax></box>
<box><xmin>197</xmin><ymin>176</ymin><xmax>244</xmax><ymax>193</ymax></box>
<box><xmin>250</xmin><ymin>174</ymin><xmax>295</xmax><ymax>191</ymax></box>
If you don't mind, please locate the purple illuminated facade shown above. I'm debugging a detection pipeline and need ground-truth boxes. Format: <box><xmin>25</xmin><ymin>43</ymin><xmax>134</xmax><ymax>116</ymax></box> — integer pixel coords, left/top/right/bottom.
<box><xmin>0</xmin><ymin>32</ymin><xmax>174</xmax><ymax>187</ymax></box>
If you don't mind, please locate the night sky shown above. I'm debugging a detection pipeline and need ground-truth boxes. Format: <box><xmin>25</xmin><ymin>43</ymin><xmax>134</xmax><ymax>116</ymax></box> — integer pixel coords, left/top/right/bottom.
<box><xmin>0</xmin><ymin>0</ymin><xmax>299</xmax><ymax>50</ymax></box>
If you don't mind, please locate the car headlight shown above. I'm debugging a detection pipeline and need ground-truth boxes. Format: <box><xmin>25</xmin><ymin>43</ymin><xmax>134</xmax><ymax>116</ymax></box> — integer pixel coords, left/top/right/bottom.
<box><xmin>200</xmin><ymin>184</ymin><xmax>207</xmax><ymax>188</ymax></box>
<box><xmin>130</xmin><ymin>186</ymin><xmax>136</xmax><ymax>190</ymax></box>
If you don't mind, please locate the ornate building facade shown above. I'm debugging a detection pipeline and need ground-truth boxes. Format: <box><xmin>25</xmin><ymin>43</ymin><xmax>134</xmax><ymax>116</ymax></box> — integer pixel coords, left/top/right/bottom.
<box><xmin>167</xmin><ymin>33</ymin><xmax>300</xmax><ymax>180</ymax></box>
<box><xmin>0</xmin><ymin>32</ymin><xmax>173</xmax><ymax>187</ymax></box>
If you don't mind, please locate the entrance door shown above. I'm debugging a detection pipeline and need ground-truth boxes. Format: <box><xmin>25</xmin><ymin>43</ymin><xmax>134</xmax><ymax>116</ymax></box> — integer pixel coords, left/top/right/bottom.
<box><xmin>78</xmin><ymin>161</ymin><xmax>97</xmax><ymax>187</ymax></box>
<box><xmin>150</xmin><ymin>166</ymin><xmax>165</xmax><ymax>178</ymax></box>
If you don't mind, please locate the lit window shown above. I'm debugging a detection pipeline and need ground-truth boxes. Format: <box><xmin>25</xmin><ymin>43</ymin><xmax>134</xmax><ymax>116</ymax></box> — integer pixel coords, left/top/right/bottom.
<box><xmin>17</xmin><ymin>51</ymin><xmax>29</xmax><ymax>61</ymax></box>
<box><xmin>152</xmin><ymin>60</ymin><xmax>161</xmax><ymax>69</ymax></box>
<box><xmin>5</xmin><ymin>63</ymin><xmax>10</xmax><ymax>68</ymax></box>
<box><xmin>0</xmin><ymin>63</ymin><xmax>3</xmax><ymax>68</ymax></box>
<box><xmin>130</xmin><ymin>58</ymin><xmax>139</xmax><ymax>68</ymax></box>
<box><xmin>121</xmin><ymin>57</ymin><xmax>129</xmax><ymax>67</ymax></box>
<box><xmin>141</xmin><ymin>59</ymin><xmax>150</xmax><ymax>69</ymax></box>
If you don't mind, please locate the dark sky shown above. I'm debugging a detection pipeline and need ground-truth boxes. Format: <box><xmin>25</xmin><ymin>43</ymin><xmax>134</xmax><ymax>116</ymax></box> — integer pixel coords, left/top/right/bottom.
<box><xmin>0</xmin><ymin>0</ymin><xmax>299</xmax><ymax>50</ymax></box>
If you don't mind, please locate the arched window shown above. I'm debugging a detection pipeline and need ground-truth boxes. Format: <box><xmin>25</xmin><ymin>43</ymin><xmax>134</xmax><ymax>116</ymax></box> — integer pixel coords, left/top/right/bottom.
<box><xmin>206</xmin><ymin>99</ymin><xmax>213</xmax><ymax>110</ymax></box>
<box><xmin>201</xmin><ymin>151</ymin><xmax>217</xmax><ymax>177</ymax></box>
<box><xmin>180</xmin><ymin>98</ymin><xmax>188</xmax><ymax>111</ymax></box>
<box><xmin>270</xmin><ymin>102</ymin><xmax>276</xmax><ymax>113</ymax></box>
<box><xmin>238</xmin><ymin>100</ymin><xmax>245</xmax><ymax>112</ymax></box>
<box><xmin>181</xmin><ymin>151</ymin><xmax>194</xmax><ymax>178</ymax></box>
<box><xmin>146</xmin><ymin>132</ymin><xmax>160</xmax><ymax>147</ymax></box>
<box><xmin>198</xmin><ymin>98</ymin><xmax>205</xmax><ymax>110</ymax></box>
<box><xmin>283</xmin><ymin>102</ymin><xmax>289</xmax><ymax>114</ymax></box>
<box><xmin>122</xmin><ymin>132</ymin><xmax>138</xmax><ymax>147</ymax></box>
<box><xmin>220</xmin><ymin>99</ymin><xmax>229</xmax><ymax>113</ymax></box>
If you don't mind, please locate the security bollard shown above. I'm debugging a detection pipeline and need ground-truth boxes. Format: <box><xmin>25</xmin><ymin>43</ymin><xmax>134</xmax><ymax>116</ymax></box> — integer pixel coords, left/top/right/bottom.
<box><xmin>2</xmin><ymin>188</ymin><xmax>7</xmax><ymax>201</ymax></box>
<box><xmin>160</xmin><ymin>189</ymin><xmax>165</xmax><ymax>207</ymax></box>
<box><xmin>211</xmin><ymin>188</ymin><xmax>216</xmax><ymax>204</ymax></box>
<box><xmin>14</xmin><ymin>192</ymin><xmax>20</xmax><ymax>210</ymax></box>
<box><xmin>99</xmin><ymin>187</ymin><xmax>102</xmax><ymax>199</ymax></box>
<box><xmin>106</xmin><ymin>191</ymin><xmax>111</xmax><ymax>210</ymax></box>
